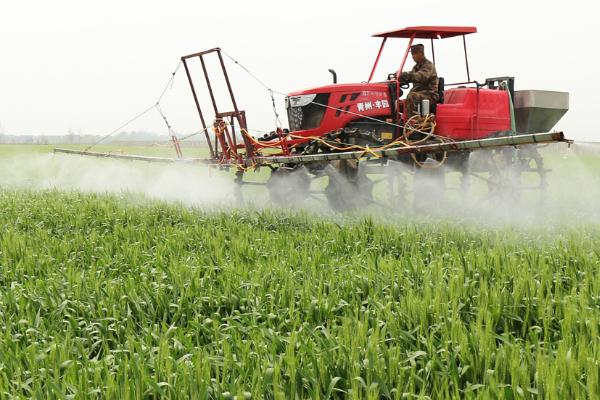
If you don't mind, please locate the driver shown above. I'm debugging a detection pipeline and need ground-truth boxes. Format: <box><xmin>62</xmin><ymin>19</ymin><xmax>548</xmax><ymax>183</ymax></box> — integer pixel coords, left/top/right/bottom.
<box><xmin>401</xmin><ymin>44</ymin><xmax>439</xmax><ymax>118</ymax></box>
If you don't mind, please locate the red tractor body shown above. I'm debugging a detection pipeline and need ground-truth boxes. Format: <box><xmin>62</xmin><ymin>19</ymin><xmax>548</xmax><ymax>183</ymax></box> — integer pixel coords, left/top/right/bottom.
<box><xmin>287</xmin><ymin>83</ymin><xmax>512</xmax><ymax>142</ymax></box>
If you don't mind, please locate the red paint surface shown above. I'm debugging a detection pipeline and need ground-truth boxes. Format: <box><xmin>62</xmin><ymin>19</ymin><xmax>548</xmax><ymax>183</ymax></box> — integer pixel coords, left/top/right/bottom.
<box><xmin>435</xmin><ymin>88</ymin><xmax>511</xmax><ymax>140</ymax></box>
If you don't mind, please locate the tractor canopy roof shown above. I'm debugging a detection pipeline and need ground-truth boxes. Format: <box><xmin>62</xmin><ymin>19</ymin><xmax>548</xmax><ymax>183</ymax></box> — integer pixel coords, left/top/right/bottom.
<box><xmin>372</xmin><ymin>26</ymin><xmax>477</xmax><ymax>39</ymax></box>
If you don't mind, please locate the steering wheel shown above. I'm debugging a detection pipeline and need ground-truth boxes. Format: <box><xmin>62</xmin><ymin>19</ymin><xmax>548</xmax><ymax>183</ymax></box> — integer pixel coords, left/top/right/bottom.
<box><xmin>387</xmin><ymin>72</ymin><xmax>411</xmax><ymax>89</ymax></box>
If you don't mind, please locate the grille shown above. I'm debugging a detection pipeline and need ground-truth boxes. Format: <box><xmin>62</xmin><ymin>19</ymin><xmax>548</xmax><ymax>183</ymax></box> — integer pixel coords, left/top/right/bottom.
<box><xmin>286</xmin><ymin>93</ymin><xmax>330</xmax><ymax>132</ymax></box>
<box><xmin>288</xmin><ymin>106</ymin><xmax>304</xmax><ymax>132</ymax></box>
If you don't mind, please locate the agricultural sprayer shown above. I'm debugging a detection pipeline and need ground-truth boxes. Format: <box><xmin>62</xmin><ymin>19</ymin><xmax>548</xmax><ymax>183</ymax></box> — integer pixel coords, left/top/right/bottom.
<box><xmin>56</xmin><ymin>26</ymin><xmax>571</xmax><ymax>210</ymax></box>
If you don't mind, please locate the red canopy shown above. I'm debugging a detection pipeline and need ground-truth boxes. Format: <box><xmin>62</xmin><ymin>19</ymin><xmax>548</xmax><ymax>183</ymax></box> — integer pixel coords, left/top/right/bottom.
<box><xmin>372</xmin><ymin>26</ymin><xmax>477</xmax><ymax>39</ymax></box>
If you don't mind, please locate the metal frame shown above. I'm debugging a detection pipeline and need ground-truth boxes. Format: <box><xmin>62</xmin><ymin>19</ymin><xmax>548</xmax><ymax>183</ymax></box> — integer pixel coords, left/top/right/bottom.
<box><xmin>368</xmin><ymin>31</ymin><xmax>472</xmax><ymax>85</ymax></box>
<box><xmin>367</xmin><ymin>37</ymin><xmax>387</xmax><ymax>83</ymax></box>
<box><xmin>181</xmin><ymin>48</ymin><xmax>254</xmax><ymax>165</ymax></box>
<box><xmin>368</xmin><ymin>27</ymin><xmax>476</xmax><ymax>79</ymax></box>
<box><xmin>54</xmin><ymin>131</ymin><xmax>570</xmax><ymax>167</ymax></box>
<box><xmin>462</xmin><ymin>35</ymin><xmax>470</xmax><ymax>82</ymax></box>
<box><xmin>367</xmin><ymin>28</ymin><xmax>474</xmax><ymax>133</ymax></box>
<box><xmin>254</xmin><ymin>132</ymin><xmax>568</xmax><ymax>165</ymax></box>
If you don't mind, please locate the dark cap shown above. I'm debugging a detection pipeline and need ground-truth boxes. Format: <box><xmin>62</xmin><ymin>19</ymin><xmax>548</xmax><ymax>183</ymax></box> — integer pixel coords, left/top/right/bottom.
<box><xmin>410</xmin><ymin>44</ymin><xmax>425</xmax><ymax>53</ymax></box>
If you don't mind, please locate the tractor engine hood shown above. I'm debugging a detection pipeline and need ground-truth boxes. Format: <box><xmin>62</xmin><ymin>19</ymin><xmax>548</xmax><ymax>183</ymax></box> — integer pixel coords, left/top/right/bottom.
<box><xmin>287</xmin><ymin>83</ymin><xmax>389</xmax><ymax>97</ymax></box>
<box><xmin>285</xmin><ymin>82</ymin><xmax>393</xmax><ymax>135</ymax></box>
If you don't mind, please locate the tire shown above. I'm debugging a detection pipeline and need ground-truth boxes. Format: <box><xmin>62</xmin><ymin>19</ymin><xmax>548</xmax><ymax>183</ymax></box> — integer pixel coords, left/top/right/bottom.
<box><xmin>324</xmin><ymin>160</ymin><xmax>373</xmax><ymax>212</ymax></box>
<box><xmin>266</xmin><ymin>166</ymin><xmax>311</xmax><ymax>205</ymax></box>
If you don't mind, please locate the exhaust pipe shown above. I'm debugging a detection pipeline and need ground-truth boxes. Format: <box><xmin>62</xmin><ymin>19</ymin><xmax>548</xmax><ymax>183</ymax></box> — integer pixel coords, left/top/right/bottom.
<box><xmin>328</xmin><ymin>69</ymin><xmax>337</xmax><ymax>84</ymax></box>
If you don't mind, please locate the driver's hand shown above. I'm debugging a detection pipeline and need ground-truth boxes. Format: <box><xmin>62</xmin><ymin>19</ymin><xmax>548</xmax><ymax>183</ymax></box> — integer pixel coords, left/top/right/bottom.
<box><xmin>401</xmin><ymin>71</ymin><xmax>410</xmax><ymax>82</ymax></box>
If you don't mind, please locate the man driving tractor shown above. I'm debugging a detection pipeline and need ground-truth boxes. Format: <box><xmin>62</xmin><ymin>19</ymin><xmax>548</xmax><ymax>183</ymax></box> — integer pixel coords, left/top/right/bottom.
<box><xmin>401</xmin><ymin>44</ymin><xmax>439</xmax><ymax>118</ymax></box>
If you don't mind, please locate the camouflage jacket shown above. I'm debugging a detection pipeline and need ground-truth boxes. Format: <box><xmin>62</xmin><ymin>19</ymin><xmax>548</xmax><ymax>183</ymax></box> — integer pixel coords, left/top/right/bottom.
<box><xmin>404</xmin><ymin>58</ymin><xmax>439</xmax><ymax>100</ymax></box>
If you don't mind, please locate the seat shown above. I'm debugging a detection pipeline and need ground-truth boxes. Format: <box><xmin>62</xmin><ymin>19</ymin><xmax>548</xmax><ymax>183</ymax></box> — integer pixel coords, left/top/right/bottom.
<box><xmin>438</xmin><ymin>77</ymin><xmax>445</xmax><ymax>104</ymax></box>
<box><xmin>430</xmin><ymin>77</ymin><xmax>444</xmax><ymax>114</ymax></box>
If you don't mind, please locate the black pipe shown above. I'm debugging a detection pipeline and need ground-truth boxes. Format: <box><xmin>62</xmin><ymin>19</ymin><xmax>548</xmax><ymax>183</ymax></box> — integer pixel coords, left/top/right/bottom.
<box><xmin>328</xmin><ymin>69</ymin><xmax>337</xmax><ymax>84</ymax></box>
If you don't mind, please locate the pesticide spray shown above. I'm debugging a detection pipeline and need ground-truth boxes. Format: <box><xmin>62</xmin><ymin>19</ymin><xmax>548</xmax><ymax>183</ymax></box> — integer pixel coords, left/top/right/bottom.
<box><xmin>0</xmin><ymin>152</ymin><xmax>237</xmax><ymax>207</ymax></box>
<box><xmin>1</xmin><ymin>140</ymin><xmax>597</xmax><ymax>227</ymax></box>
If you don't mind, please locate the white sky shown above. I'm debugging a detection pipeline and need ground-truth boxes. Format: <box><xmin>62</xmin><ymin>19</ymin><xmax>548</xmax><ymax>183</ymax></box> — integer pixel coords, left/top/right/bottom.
<box><xmin>0</xmin><ymin>0</ymin><xmax>597</xmax><ymax>141</ymax></box>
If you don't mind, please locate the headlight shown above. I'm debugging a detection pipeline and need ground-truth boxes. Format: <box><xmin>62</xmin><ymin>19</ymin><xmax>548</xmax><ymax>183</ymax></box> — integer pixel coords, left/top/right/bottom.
<box><xmin>286</xmin><ymin>94</ymin><xmax>317</xmax><ymax>109</ymax></box>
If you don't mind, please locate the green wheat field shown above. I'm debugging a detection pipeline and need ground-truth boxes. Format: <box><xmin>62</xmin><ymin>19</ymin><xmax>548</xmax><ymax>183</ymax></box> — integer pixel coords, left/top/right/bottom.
<box><xmin>0</xmin><ymin>143</ymin><xmax>598</xmax><ymax>399</ymax></box>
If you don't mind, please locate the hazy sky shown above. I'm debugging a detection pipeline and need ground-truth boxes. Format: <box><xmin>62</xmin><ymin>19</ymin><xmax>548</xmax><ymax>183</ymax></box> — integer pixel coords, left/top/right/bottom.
<box><xmin>0</xmin><ymin>0</ymin><xmax>597</xmax><ymax>141</ymax></box>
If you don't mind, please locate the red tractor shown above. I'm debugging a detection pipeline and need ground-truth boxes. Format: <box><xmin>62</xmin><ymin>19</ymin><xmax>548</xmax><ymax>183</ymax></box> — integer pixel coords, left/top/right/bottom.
<box><xmin>57</xmin><ymin>26</ymin><xmax>570</xmax><ymax>210</ymax></box>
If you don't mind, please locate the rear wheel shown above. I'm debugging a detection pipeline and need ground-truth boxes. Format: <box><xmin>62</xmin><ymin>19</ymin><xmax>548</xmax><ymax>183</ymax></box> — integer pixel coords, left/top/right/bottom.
<box><xmin>324</xmin><ymin>160</ymin><xmax>374</xmax><ymax>211</ymax></box>
<box><xmin>266</xmin><ymin>166</ymin><xmax>311</xmax><ymax>205</ymax></box>
<box><xmin>515</xmin><ymin>146</ymin><xmax>547</xmax><ymax>204</ymax></box>
<box><xmin>486</xmin><ymin>148</ymin><xmax>522</xmax><ymax>201</ymax></box>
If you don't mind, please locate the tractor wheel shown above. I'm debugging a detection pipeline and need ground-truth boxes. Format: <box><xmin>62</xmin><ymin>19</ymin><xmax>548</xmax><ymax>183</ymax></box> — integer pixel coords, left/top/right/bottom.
<box><xmin>266</xmin><ymin>166</ymin><xmax>311</xmax><ymax>205</ymax></box>
<box><xmin>469</xmin><ymin>148</ymin><xmax>521</xmax><ymax>203</ymax></box>
<box><xmin>515</xmin><ymin>146</ymin><xmax>547</xmax><ymax>204</ymax></box>
<box><xmin>385</xmin><ymin>160</ymin><xmax>410</xmax><ymax>206</ymax></box>
<box><xmin>324</xmin><ymin>160</ymin><xmax>373</xmax><ymax>212</ymax></box>
<box><xmin>485</xmin><ymin>148</ymin><xmax>523</xmax><ymax>202</ymax></box>
<box><xmin>469</xmin><ymin>145</ymin><xmax>548</xmax><ymax>204</ymax></box>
